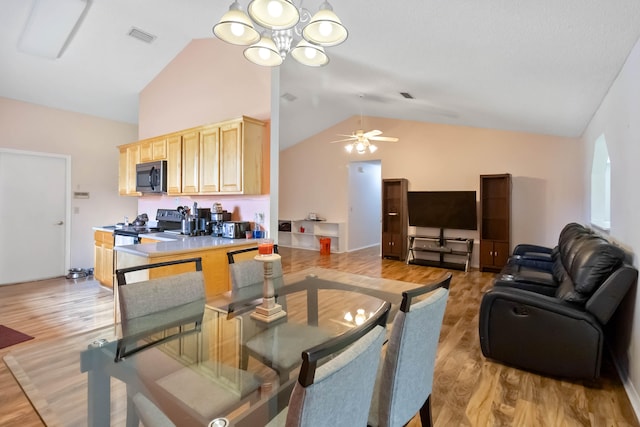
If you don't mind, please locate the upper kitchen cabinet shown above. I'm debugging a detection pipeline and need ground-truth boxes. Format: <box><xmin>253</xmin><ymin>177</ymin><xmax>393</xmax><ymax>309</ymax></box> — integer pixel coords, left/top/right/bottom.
<box><xmin>181</xmin><ymin>130</ymin><xmax>200</xmax><ymax>194</ymax></box>
<box><xmin>167</xmin><ymin>134</ymin><xmax>182</xmax><ymax>194</ymax></box>
<box><xmin>122</xmin><ymin>116</ymin><xmax>265</xmax><ymax>197</ymax></box>
<box><xmin>180</xmin><ymin>125</ymin><xmax>221</xmax><ymax>195</ymax></box>
<box><xmin>219</xmin><ymin>117</ymin><xmax>264</xmax><ymax>194</ymax></box>
<box><xmin>139</xmin><ymin>137</ymin><xmax>167</xmax><ymax>162</ymax></box>
<box><xmin>118</xmin><ymin>144</ymin><xmax>140</xmax><ymax>196</ymax></box>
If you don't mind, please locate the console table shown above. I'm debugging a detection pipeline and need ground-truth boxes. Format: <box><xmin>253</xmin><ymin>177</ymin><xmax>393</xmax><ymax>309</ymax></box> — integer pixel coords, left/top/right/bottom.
<box><xmin>406</xmin><ymin>235</ymin><xmax>474</xmax><ymax>272</ymax></box>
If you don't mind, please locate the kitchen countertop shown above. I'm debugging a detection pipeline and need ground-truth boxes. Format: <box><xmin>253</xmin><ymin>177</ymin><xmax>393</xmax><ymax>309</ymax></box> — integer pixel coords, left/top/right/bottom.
<box><xmin>93</xmin><ymin>226</ymin><xmax>261</xmax><ymax>258</ymax></box>
<box><xmin>115</xmin><ymin>235</ymin><xmax>257</xmax><ymax>258</ymax></box>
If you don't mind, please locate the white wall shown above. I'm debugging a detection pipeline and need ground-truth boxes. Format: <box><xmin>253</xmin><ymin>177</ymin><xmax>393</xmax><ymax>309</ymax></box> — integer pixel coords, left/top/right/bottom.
<box><xmin>0</xmin><ymin>97</ymin><xmax>138</xmax><ymax>268</ymax></box>
<box><xmin>581</xmin><ymin>36</ymin><xmax>640</xmax><ymax>417</ymax></box>
<box><xmin>280</xmin><ymin>115</ymin><xmax>584</xmax><ymax>265</ymax></box>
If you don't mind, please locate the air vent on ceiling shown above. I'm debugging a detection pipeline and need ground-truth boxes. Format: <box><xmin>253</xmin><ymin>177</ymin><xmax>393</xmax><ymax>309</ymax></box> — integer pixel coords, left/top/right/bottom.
<box><xmin>281</xmin><ymin>92</ymin><xmax>297</xmax><ymax>102</ymax></box>
<box><xmin>128</xmin><ymin>27</ymin><xmax>156</xmax><ymax>44</ymax></box>
<box><xmin>400</xmin><ymin>92</ymin><xmax>414</xmax><ymax>99</ymax></box>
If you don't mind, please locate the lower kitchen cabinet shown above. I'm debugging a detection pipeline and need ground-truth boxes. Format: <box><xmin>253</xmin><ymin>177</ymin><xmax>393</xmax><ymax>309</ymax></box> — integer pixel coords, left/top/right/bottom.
<box><xmin>94</xmin><ymin>230</ymin><xmax>114</xmax><ymax>288</ymax></box>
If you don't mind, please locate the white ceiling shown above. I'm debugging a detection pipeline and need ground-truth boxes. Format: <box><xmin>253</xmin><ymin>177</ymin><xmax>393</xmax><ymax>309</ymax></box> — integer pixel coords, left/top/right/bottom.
<box><xmin>1</xmin><ymin>0</ymin><xmax>640</xmax><ymax>150</ymax></box>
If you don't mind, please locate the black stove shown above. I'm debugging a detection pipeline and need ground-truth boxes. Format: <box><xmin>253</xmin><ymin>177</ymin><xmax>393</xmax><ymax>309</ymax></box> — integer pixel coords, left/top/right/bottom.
<box><xmin>113</xmin><ymin>209</ymin><xmax>182</xmax><ymax>237</ymax></box>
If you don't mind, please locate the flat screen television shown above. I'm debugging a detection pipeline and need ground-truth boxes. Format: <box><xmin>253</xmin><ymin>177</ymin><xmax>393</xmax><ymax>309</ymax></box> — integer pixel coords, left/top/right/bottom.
<box><xmin>407</xmin><ymin>191</ymin><xmax>477</xmax><ymax>230</ymax></box>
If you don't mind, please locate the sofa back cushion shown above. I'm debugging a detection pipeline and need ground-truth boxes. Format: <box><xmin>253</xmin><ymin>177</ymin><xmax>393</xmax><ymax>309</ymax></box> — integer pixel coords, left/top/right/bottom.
<box><xmin>559</xmin><ymin>238</ymin><xmax>625</xmax><ymax>305</ymax></box>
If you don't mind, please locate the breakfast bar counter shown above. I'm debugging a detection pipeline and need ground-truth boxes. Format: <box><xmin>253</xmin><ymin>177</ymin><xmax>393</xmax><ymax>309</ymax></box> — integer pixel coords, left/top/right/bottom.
<box><xmin>114</xmin><ymin>236</ymin><xmax>259</xmax><ymax>301</ymax></box>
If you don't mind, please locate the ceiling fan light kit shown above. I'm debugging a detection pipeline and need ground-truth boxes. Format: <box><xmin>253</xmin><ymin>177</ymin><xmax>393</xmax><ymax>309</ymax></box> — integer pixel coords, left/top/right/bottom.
<box><xmin>212</xmin><ymin>0</ymin><xmax>347</xmax><ymax>67</ymax></box>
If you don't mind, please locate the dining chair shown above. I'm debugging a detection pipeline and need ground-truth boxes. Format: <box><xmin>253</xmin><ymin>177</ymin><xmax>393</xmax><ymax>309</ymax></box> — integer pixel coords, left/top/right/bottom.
<box><xmin>368</xmin><ymin>273</ymin><xmax>452</xmax><ymax>427</ymax></box>
<box><xmin>132</xmin><ymin>392</ymin><xmax>176</xmax><ymax>427</ymax></box>
<box><xmin>116</xmin><ymin>257</ymin><xmax>262</xmax><ymax>425</ymax></box>
<box><xmin>227</xmin><ymin>245</ymin><xmax>285</xmax><ymax>308</ymax></box>
<box><xmin>266</xmin><ymin>301</ymin><xmax>391</xmax><ymax>427</ymax></box>
<box><xmin>228</xmin><ymin>246</ymin><xmax>332</xmax><ymax>384</ymax></box>
<box><xmin>115</xmin><ymin>257</ymin><xmax>206</xmax><ymax>362</ymax></box>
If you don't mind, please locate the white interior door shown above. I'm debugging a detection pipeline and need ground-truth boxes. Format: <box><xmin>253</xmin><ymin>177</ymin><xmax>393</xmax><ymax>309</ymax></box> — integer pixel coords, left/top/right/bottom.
<box><xmin>0</xmin><ymin>149</ymin><xmax>69</xmax><ymax>285</ymax></box>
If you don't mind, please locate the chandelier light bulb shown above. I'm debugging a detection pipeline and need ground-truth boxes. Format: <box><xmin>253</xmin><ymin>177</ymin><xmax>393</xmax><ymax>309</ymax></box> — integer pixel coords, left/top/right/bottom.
<box><xmin>304</xmin><ymin>47</ymin><xmax>317</xmax><ymax>59</ymax></box>
<box><xmin>259</xmin><ymin>47</ymin><xmax>271</xmax><ymax>60</ymax></box>
<box><xmin>267</xmin><ymin>0</ymin><xmax>283</xmax><ymax>18</ymax></box>
<box><xmin>318</xmin><ymin>21</ymin><xmax>332</xmax><ymax>37</ymax></box>
<box><xmin>212</xmin><ymin>1</ymin><xmax>260</xmax><ymax>46</ymax></box>
<box><xmin>369</xmin><ymin>144</ymin><xmax>378</xmax><ymax>153</ymax></box>
<box><xmin>345</xmin><ymin>144</ymin><xmax>354</xmax><ymax>153</ymax></box>
<box><xmin>356</xmin><ymin>142</ymin><xmax>365</xmax><ymax>153</ymax></box>
<box><xmin>230</xmin><ymin>22</ymin><xmax>245</xmax><ymax>37</ymax></box>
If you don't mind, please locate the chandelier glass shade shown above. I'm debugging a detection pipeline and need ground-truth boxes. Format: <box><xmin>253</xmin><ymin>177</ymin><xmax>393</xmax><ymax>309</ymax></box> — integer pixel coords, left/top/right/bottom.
<box><xmin>212</xmin><ymin>0</ymin><xmax>347</xmax><ymax>67</ymax></box>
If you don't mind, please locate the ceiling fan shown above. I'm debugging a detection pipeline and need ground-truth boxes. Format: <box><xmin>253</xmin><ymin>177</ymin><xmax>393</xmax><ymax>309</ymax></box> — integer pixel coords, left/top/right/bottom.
<box><xmin>330</xmin><ymin>93</ymin><xmax>400</xmax><ymax>154</ymax></box>
<box><xmin>330</xmin><ymin>129</ymin><xmax>399</xmax><ymax>154</ymax></box>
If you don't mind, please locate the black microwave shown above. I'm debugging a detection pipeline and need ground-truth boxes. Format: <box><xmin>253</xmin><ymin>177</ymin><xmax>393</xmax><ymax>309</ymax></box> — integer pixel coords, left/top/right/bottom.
<box><xmin>135</xmin><ymin>160</ymin><xmax>167</xmax><ymax>193</ymax></box>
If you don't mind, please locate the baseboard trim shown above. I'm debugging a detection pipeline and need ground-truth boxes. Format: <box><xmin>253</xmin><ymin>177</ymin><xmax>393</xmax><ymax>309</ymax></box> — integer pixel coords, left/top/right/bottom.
<box><xmin>611</xmin><ymin>349</ymin><xmax>640</xmax><ymax>424</ymax></box>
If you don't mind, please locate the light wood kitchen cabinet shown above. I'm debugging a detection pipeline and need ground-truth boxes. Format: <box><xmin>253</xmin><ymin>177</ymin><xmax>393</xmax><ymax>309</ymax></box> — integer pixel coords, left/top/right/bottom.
<box><xmin>167</xmin><ymin>134</ymin><xmax>182</xmax><ymax>195</ymax></box>
<box><xmin>139</xmin><ymin>137</ymin><xmax>167</xmax><ymax>162</ymax></box>
<box><xmin>119</xmin><ymin>116</ymin><xmax>265</xmax><ymax>196</ymax></box>
<box><xmin>219</xmin><ymin>117</ymin><xmax>263</xmax><ymax>194</ymax></box>
<box><xmin>94</xmin><ymin>230</ymin><xmax>114</xmax><ymax>288</ymax></box>
<box><xmin>200</xmin><ymin>126</ymin><xmax>221</xmax><ymax>193</ymax></box>
<box><xmin>181</xmin><ymin>130</ymin><xmax>200</xmax><ymax>194</ymax></box>
<box><xmin>118</xmin><ymin>144</ymin><xmax>140</xmax><ymax>196</ymax></box>
<box><xmin>176</xmin><ymin>126</ymin><xmax>220</xmax><ymax>194</ymax></box>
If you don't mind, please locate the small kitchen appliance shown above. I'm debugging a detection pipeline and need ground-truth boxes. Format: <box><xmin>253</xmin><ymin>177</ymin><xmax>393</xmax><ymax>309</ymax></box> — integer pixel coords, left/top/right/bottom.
<box><xmin>135</xmin><ymin>161</ymin><xmax>167</xmax><ymax>193</ymax></box>
<box><xmin>211</xmin><ymin>211</ymin><xmax>231</xmax><ymax>236</ymax></box>
<box><xmin>222</xmin><ymin>221</ymin><xmax>251</xmax><ymax>239</ymax></box>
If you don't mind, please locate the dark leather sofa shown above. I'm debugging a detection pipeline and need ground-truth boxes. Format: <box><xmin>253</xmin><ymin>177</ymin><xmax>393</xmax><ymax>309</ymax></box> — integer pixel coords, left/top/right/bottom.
<box><xmin>479</xmin><ymin>223</ymin><xmax>638</xmax><ymax>379</ymax></box>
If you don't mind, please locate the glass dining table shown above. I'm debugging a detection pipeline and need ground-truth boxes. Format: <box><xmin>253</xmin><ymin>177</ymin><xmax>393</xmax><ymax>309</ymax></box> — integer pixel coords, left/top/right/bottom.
<box><xmin>4</xmin><ymin>268</ymin><xmax>423</xmax><ymax>427</ymax></box>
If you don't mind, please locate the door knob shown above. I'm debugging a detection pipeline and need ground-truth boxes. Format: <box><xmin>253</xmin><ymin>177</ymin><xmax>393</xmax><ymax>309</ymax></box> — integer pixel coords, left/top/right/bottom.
<box><xmin>56</xmin><ymin>221</ymin><xmax>64</xmax><ymax>225</ymax></box>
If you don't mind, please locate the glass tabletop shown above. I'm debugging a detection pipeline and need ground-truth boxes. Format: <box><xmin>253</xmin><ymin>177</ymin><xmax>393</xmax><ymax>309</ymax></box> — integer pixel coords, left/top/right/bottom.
<box><xmin>4</xmin><ymin>268</ymin><xmax>417</xmax><ymax>427</ymax></box>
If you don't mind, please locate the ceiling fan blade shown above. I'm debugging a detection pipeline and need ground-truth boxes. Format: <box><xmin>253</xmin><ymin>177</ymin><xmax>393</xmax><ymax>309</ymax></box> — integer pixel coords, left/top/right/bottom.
<box><xmin>336</xmin><ymin>134</ymin><xmax>356</xmax><ymax>138</ymax></box>
<box><xmin>369</xmin><ymin>136</ymin><xmax>399</xmax><ymax>142</ymax></box>
<box><xmin>329</xmin><ymin>138</ymin><xmax>357</xmax><ymax>144</ymax></box>
<box><xmin>363</xmin><ymin>129</ymin><xmax>382</xmax><ymax>138</ymax></box>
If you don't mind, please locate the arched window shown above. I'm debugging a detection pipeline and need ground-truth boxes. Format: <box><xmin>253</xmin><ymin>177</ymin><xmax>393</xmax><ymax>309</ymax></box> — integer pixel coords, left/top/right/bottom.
<box><xmin>590</xmin><ymin>134</ymin><xmax>610</xmax><ymax>231</ymax></box>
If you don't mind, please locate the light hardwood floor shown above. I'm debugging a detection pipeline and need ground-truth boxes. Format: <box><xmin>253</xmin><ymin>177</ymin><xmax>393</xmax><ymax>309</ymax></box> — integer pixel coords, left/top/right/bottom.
<box><xmin>0</xmin><ymin>246</ymin><xmax>638</xmax><ymax>426</ymax></box>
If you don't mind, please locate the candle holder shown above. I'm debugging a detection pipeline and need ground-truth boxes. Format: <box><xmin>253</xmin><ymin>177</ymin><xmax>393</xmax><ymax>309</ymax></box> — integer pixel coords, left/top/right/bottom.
<box><xmin>251</xmin><ymin>253</ymin><xmax>287</xmax><ymax>323</ymax></box>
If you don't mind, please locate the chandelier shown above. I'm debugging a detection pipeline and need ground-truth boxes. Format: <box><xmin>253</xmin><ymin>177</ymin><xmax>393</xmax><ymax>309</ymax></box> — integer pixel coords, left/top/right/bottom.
<box><xmin>212</xmin><ymin>0</ymin><xmax>348</xmax><ymax>67</ymax></box>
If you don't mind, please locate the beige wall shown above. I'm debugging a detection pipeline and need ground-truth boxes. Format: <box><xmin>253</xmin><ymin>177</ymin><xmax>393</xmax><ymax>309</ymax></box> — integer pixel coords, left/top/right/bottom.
<box><xmin>139</xmin><ymin>38</ymin><xmax>271</xmax><ymax>139</ymax></box>
<box><xmin>280</xmin><ymin>115</ymin><xmax>584</xmax><ymax>260</ymax></box>
<box><xmin>0</xmin><ymin>97</ymin><xmax>138</xmax><ymax>269</ymax></box>
<box><xmin>581</xmin><ymin>36</ymin><xmax>640</xmax><ymax>416</ymax></box>
<box><xmin>137</xmin><ymin>39</ymin><xmax>273</xmax><ymax>228</ymax></box>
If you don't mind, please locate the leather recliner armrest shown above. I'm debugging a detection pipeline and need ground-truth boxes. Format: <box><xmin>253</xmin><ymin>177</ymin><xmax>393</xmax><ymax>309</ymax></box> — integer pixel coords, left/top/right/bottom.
<box><xmin>512</xmin><ymin>244</ymin><xmax>554</xmax><ymax>256</ymax></box>
<box><xmin>494</xmin><ymin>270</ymin><xmax>558</xmax><ymax>296</ymax></box>
<box><xmin>479</xmin><ymin>287</ymin><xmax>604</xmax><ymax>379</ymax></box>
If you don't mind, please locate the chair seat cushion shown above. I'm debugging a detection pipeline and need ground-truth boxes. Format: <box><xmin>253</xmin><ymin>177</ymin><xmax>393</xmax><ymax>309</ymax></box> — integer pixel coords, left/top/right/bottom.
<box><xmin>245</xmin><ymin>323</ymin><xmax>332</xmax><ymax>372</ymax></box>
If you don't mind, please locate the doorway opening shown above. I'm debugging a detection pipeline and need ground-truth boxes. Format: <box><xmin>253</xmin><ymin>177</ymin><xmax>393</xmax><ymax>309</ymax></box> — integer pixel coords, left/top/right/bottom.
<box><xmin>347</xmin><ymin>160</ymin><xmax>381</xmax><ymax>251</ymax></box>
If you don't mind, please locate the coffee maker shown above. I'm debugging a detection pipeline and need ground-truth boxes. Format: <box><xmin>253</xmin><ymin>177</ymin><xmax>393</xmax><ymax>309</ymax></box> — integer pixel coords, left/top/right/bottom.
<box><xmin>211</xmin><ymin>211</ymin><xmax>231</xmax><ymax>236</ymax></box>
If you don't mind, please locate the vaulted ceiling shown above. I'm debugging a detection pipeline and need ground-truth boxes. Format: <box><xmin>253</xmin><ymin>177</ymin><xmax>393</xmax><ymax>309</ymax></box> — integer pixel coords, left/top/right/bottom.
<box><xmin>1</xmin><ymin>0</ymin><xmax>640</xmax><ymax>150</ymax></box>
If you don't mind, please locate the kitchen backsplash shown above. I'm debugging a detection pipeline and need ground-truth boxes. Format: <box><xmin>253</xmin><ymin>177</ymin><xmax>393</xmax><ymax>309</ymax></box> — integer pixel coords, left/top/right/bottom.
<box><xmin>137</xmin><ymin>194</ymin><xmax>271</xmax><ymax>233</ymax></box>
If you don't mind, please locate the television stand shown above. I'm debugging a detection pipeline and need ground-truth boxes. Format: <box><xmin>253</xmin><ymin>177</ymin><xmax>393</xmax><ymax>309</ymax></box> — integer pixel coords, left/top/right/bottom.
<box><xmin>406</xmin><ymin>230</ymin><xmax>474</xmax><ymax>272</ymax></box>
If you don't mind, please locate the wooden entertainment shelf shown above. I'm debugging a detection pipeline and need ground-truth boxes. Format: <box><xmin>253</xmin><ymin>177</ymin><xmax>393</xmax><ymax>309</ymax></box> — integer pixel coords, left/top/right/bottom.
<box><xmin>406</xmin><ymin>233</ymin><xmax>474</xmax><ymax>272</ymax></box>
